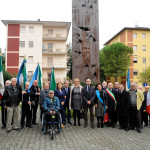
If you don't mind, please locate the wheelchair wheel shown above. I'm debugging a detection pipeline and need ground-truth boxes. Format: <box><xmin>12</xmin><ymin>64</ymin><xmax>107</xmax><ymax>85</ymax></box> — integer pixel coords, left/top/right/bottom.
<box><xmin>50</xmin><ymin>128</ymin><xmax>54</xmax><ymax>140</ymax></box>
<box><xmin>42</xmin><ymin>114</ymin><xmax>46</xmax><ymax>134</ymax></box>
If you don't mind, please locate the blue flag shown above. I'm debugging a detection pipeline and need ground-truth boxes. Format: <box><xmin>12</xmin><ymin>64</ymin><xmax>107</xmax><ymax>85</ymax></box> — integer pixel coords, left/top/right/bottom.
<box><xmin>29</xmin><ymin>63</ymin><xmax>42</xmax><ymax>88</ymax></box>
<box><xmin>17</xmin><ymin>59</ymin><xmax>27</xmax><ymax>90</ymax></box>
<box><xmin>126</xmin><ymin>68</ymin><xmax>130</xmax><ymax>90</ymax></box>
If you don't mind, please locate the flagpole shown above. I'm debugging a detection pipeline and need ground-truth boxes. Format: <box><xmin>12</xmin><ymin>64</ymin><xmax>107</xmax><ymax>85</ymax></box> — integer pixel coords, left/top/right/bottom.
<box><xmin>21</xmin><ymin>55</ymin><xmax>26</xmax><ymax>128</ymax></box>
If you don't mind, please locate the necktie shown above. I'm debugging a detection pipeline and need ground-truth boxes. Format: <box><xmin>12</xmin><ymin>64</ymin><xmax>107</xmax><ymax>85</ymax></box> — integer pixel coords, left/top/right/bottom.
<box><xmin>66</xmin><ymin>88</ymin><xmax>68</xmax><ymax>94</ymax></box>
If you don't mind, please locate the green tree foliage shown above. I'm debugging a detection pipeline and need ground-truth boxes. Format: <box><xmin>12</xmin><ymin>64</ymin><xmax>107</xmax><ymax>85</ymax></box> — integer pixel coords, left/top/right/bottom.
<box><xmin>138</xmin><ymin>66</ymin><xmax>150</xmax><ymax>84</ymax></box>
<box><xmin>67</xmin><ymin>46</ymin><xmax>72</xmax><ymax>79</ymax></box>
<box><xmin>0</xmin><ymin>48</ymin><xmax>13</xmax><ymax>82</ymax></box>
<box><xmin>101</xmin><ymin>42</ymin><xmax>133</xmax><ymax>81</ymax></box>
<box><xmin>100</xmin><ymin>50</ymin><xmax>106</xmax><ymax>82</ymax></box>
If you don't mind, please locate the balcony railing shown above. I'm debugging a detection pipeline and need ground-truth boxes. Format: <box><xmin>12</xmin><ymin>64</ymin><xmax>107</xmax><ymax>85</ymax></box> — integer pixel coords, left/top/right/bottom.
<box><xmin>42</xmin><ymin>63</ymin><xmax>67</xmax><ymax>69</ymax></box>
<box><xmin>43</xmin><ymin>77</ymin><xmax>65</xmax><ymax>83</ymax></box>
<box><xmin>43</xmin><ymin>33</ymin><xmax>67</xmax><ymax>40</ymax></box>
<box><xmin>42</xmin><ymin>48</ymin><xmax>67</xmax><ymax>54</ymax></box>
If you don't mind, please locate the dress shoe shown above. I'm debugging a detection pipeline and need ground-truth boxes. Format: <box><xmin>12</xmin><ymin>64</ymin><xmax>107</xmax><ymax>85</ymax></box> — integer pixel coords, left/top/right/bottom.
<box><xmin>97</xmin><ymin>124</ymin><xmax>100</xmax><ymax>128</ymax></box>
<box><xmin>84</xmin><ymin>124</ymin><xmax>87</xmax><ymax>128</ymax></box>
<box><xmin>68</xmin><ymin>122</ymin><xmax>72</xmax><ymax>125</ymax></box>
<box><xmin>78</xmin><ymin>122</ymin><xmax>81</xmax><ymax>126</ymax></box>
<box><xmin>129</xmin><ymin>127</ymin><xmax>135</xmax><ymax>130</ymax></box>
<box><xmin>125</xmin><ymin>128</ymin><xmax>129</xmax><ymax>131</ymax></box>
<box><xmin>119</xmin><ymin>126</ymin><xmax>124</xmax><ymax>129</ymax></box>
<box><xmin>32</xmin><ymin>122</ymin><xmax>38</xmax><ymax>125</ymax></box>
<box><xmin>137</xmin><ymin>128</ymin><xmax>142</xmax><ymax>133</ymax></box>
<box><xmin>1</xmin><ymin>125</ymin><xmax>6</xmax><ymax>129</ymax></box>
<box><xmin>91</xmin><ymin>124</ymin><xmax>95</xmax><ymax>129</ymax></box>
<box><xmin>6</xmin><ymin>130</ymin><xmax>11</xmax><ymax>134</ymax></box>
<box><xmin>21</xmin><ymin>125</ymin><xmax>24</xmax><ymax>129</ymax></box>
<box><xmin>26</xmin><ymin>125</ymin><xmax>32</xmax><ymax>128</ymax></box>
<box><xmin>73</xmin><ymin>122</ymin><xmax>76</xmax><ymax>126</ymax></box>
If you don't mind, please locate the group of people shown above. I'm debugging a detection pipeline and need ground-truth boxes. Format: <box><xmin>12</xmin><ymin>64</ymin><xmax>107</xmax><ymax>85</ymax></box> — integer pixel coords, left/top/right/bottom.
<box><xmin>0</xmin><ymin>77</ymin><xmax>149</xmax><ymax>134</ymax></box>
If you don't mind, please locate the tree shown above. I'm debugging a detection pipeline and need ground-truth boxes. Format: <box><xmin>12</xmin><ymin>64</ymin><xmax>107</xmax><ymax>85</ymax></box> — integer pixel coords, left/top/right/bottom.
<box><xmin>101</xmin><ymin>42</ymin><xmax>133</xmax><ymax>81</ymax></box>
<box><xmin>138</xmin><ymin>66</ymin><xmax>150</xmax><ymax>85</ymax></box>
<box><xmin>100</xmin><ymin>50</ymin><xmax>106</xmax><ymax>82</ymax></box>
<box><xmin>67</xmin><ymin>46</ymin><xmax>72</xmax><ymax>79</ymax></box>
<box><xmin>0</xmin><ymin>47</ymin><xmax>13</xmax><ymax>82</ymax></box>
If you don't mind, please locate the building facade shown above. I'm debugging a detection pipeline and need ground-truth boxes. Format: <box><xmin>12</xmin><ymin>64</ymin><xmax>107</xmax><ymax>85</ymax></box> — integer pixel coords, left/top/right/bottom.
<box><xmin>2</xmin><ymin>20</ymin><xmax>71</xmax><ymax>83</ymax></box>
<box><xmin>104</xmin><ymin>27</ymin><xmax>150</xmax><ymax>87</ymax></box>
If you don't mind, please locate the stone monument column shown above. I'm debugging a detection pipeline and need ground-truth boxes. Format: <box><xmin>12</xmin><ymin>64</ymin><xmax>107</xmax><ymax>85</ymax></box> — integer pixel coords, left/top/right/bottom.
<box><xmin>72</xmin><ymin>0</ymin><xmax>100</xmax><ymax>83</ymax></box>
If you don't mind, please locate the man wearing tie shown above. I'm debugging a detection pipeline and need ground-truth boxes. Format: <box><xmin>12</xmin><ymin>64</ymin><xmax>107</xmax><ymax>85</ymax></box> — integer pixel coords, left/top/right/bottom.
<box><xmin>63</xmin><ymin>80</ymin><xmax>72</xmax><ymax>124</ymax></box>
<box><xmin>82</xmin><ymin>78</ymin><xmax>96</xmax><ymax>129</ymax></box>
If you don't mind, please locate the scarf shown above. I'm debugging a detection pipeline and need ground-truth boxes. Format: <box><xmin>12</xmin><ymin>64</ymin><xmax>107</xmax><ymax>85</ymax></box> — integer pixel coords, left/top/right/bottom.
<box><xmin>96</xmin><ymin>90</ymin><xmax>106</xmax><ymax>115</ymax></box>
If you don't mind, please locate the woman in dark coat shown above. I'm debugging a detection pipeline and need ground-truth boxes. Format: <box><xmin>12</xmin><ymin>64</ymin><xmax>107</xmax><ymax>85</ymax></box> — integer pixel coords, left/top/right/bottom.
<box><xmin>54</xmin><ymin>82</ymin><xmax>66</xmax><ymax>128</ymax></box>
<box><xmin>69</xmin><ymin>78</ymin><xmax>83</xmax><ymax>126</ymax></box>
<box><xmin>95</xmin><ymin>83</ymin><xmax>108</xmax><ymax>128</ymax></box>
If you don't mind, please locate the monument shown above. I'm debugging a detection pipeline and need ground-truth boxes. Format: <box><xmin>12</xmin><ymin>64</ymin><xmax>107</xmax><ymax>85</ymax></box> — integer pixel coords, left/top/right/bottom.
<box><xmin>72</xmin><ymin>0</ymin><xmax>100</xmax><ymax>83</ymax></box>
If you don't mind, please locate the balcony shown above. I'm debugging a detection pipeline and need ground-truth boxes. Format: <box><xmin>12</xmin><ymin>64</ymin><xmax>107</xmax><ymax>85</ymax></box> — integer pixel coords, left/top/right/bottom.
<box><xmin>42</xmin><ymin>48</ymin><xmax>67</xmax><ymax>55</ymax></box>
<box><xmin>43</xmin><ymin>77</ymin><xmax>65</xmax><ymax>83</ymax></box>
<box><xmin>43</xmin><ymin>33</ymin><xmax>67</xmax><ymax>41</ymax></box>
<box><xmin>42</xmin><ymin>63</ymin><xmax>67</xmax><ymax>69</ymax></box>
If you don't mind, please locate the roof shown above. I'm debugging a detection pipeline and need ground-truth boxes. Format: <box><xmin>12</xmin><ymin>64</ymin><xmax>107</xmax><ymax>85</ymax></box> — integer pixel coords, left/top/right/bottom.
<box><xmin>1</xmin><ymin>19</ymin><xmax>71</xmax><ymax>35</ymax></box>
<box><xmin>104</xmin><ymin>27</ymin><xmax>150</xmax><ymax>45</ymax></box>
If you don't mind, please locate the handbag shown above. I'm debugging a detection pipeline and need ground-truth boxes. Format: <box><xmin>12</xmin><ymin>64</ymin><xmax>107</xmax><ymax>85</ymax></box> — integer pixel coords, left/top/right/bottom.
<box><xmin>80</xmin><ymin>109</ymin><xmax>84</xmax><ymax>119</ymax></box>
<box><xmin>146</xmin><ymin>105</ymin><xmax>150</xmax><ymax>114</ymax></box>
<box><xmin>103</xmin><ymin>112</ymin><xmax>109</xmax><ymax>122</ymax></box>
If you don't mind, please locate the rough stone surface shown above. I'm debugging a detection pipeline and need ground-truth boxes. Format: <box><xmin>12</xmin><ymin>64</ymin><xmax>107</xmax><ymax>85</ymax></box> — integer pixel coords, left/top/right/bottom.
<box><xmin>72</xmin><ymin>0</ymin><xmax>100</xmax><ymax>83</ymax></box>
<box><xmin>0</xmin><ymin>108</ymin><xmax>150</xmax><ymax>150</ymax></box>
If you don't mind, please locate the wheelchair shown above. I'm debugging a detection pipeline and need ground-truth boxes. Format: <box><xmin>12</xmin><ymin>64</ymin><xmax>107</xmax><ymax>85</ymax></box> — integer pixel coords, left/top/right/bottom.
<box><xmin>42</xmin><ymin>109</ymin><xmax>62</xmax><ymax>140</ymax></box>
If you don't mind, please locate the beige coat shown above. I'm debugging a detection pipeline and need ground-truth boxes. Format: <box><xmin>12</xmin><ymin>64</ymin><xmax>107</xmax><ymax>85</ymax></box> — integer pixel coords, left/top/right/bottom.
<box><xmin>69</xmin><ymin>85</ymin><xmax>83</xmax><ymax>110</ymax></box>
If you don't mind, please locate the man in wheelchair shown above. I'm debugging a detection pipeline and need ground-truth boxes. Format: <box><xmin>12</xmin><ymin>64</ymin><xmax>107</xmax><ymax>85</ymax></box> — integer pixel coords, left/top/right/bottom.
<box><xmin>42</xmin><ymin>90</ymin><xmax>61</xmax><ymax>133</ymax></box>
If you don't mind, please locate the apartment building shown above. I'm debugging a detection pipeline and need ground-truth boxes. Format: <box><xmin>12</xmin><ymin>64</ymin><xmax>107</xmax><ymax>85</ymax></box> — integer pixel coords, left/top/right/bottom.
<box><xmin>2</xmin><ymin>20</ymin><xmax>71</xmax><ymax>83</ymax></box>
<box><xmin>104</xmin><ymin>27</ymin><xmax>150</xmax><ymax>86</ymax></box>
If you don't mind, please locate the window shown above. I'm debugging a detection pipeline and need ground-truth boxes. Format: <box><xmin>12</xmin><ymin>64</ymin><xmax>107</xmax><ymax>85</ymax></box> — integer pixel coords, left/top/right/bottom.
<box><xmin>28</xmin><ymin>71</ymin><xmax>33</xmax><ymax>77</ymax></box>
<box><xmin>47</xmin><ymin>73</ymin><xmax>51</xmax><ymax>81</ymax></box>
<box><xmin>29</xmin><ymin>27</ymin><xmax>34</xmax><ymax>33</ymax></box>
<box><xmin>133</xmin><ymin>33</ymin><xmax>137</xmax><ymax>39</ymax></box>
<box><xmin>133</xmin><ymin>57</ymin><xmax>138</xmax><ymax>63</ymax></box>
<box><xmin>48</xmin><ymin>43</ymin><xmax>53</xmax><ymax>50</ymax></box>
<box><xmin>19</xmin><ymin>56</ymin><xmax>24</xmax><ymax>63</ymax></box>
<box><xmin>20</xmin><ymin>41</ymin><xmax>25</xmax><ymax>48</ymax></box>
<box><xmin>143</xmin><ymin>58</ymin><xmax>146</xmax><ymax>63</ymax></box>
<box><xmin>142</xmin><ymin>45</ymin><xmax>146</xmax><ymax>51</ymax></box>
<box><xmin>142</xmin><ymin>33</ymin><xmax>146</xmax><ymax>39</ymax></box>
<box><xmin>134</xmin><ymin>70</ymin><xmax>138</xmax><ymax>76</ymax></box>
<box><xmin>133</xmin><ymin>45</ymin><xmax>137</xmax><ymax>51</ymax></box>
<box><xmin>20</xmin><ymin>26</ymin><xmax>25</xmax><ymax>33</ymax></box>
<box><xmin>28</xmin><ymin>56</ymin><xmax>33</xmax><ymax>63</ymax></box>
<box><xmin>29</xmin><ymin>41</ymin><xmax>34</xmax><ymax>48</ymax></box>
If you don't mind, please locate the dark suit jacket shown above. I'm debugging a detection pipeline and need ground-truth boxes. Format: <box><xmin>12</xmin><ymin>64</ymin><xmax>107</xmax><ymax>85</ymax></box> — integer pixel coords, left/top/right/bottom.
<box><xmin>141</xmin><ymin>92</ymin><xmax>147</xmax><ymax>111</ymax></box>
<box><xmin>118</xmin><ymin>90</ymin><xmax>130</xmax><ymax>112</ymax></box>
<box><xmin>106</xmin><ymin>88</ymin><xmax>117</xmax><ymax>112</ymax></box>
<box><xmin>29</xmin><ymin>85</ymin><xmax>40</xmax><ymax>102</ymax></box>
<box><xmin>81</xmin><ymin>85</ymin><xmax>96</xmax><ymax>107</ymax></box>
<box><xmin>63</xmin><ymin>86</ymin><xmax>70</xmax><ymax>104</ymax></box>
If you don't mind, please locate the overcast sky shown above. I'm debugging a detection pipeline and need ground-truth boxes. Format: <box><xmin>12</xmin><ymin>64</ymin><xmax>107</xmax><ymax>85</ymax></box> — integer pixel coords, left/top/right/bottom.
<box><xmin>0</xmin><ymin>0</ymin><xmax>150</xmax><ymax>51</ymax></box>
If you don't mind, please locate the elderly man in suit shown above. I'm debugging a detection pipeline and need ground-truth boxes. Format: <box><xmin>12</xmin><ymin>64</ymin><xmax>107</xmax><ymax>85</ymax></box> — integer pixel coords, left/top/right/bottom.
<box><xmin>63</xmin><ymin>80</ymin><xmax>72</xmax><ymax>125</ymax></box>
<box><xmin>118</xmin><ymin>84</ymin><xmax>130</xmax><ymax>131</ymax></box>
<box><xmin>82</xmin><ymin>78</ymin><xmax>96</xmax><ymax>129</ymax></box>
<box><xmin>105</xmin><ymin>82</ymin><xmax>118</xmax><ymax>128</ymax></box>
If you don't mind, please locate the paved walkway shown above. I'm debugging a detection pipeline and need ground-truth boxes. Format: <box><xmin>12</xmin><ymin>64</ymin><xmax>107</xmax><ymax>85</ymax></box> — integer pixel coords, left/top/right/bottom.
<box><xmin>0</xmin><ymin>109</ymin><xmax>150</xmax><ymax>150</ymax></box>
